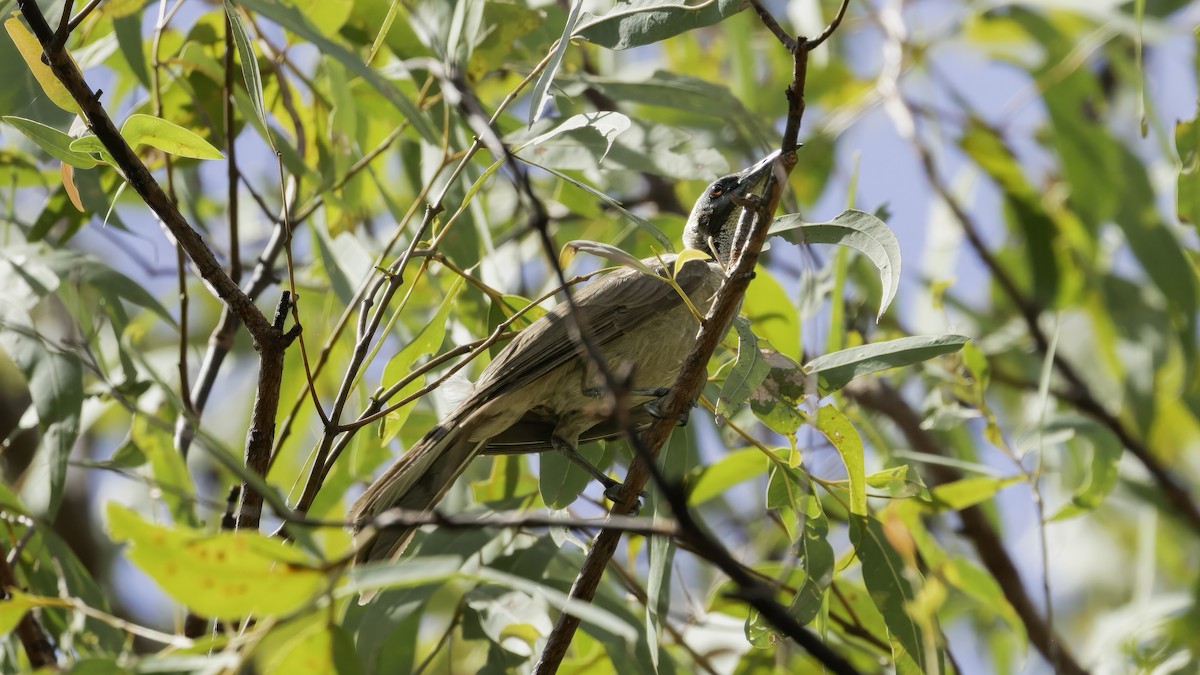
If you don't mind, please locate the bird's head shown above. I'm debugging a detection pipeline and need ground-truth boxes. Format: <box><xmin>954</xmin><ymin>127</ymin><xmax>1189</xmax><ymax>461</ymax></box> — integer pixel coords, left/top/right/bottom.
<box><xmin>683</xmin><ymin>150</ymin><xmax>782</xmax><ymax>262</ymax></box>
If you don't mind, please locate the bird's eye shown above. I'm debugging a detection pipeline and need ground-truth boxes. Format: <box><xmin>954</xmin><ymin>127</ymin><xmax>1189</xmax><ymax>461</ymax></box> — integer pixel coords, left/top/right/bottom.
<box><xmin>710</xmin><ymin>187</ymin><xmax>724</xmax><ymax>197</ymax></box>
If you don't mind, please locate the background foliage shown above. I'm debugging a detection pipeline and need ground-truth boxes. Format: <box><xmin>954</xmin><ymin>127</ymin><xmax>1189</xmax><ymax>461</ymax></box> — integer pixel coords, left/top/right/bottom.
<box><xmin>0</xmin><ymin>0</ymin><xmax>1198</xmax><ymax>672</ymax></box>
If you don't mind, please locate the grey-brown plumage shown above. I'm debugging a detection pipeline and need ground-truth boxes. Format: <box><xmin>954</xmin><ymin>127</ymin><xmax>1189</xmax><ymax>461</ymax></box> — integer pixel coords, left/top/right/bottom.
<box><xmin>349</xmin><ymin>151</ymin><xmax>780</xmax><ymax>568</ymax></box>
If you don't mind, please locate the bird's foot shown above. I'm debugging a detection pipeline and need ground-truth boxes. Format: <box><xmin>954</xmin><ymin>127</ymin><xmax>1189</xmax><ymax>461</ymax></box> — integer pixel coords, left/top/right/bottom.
<box><xmin>551</xmin><ymin>435</ymin><xmax>645</xmax><ymax>511</ymax></box>
<box><xmin>603</xmin><ymin>482</ymin><xmax>644</xmax><ymax>514</ymax></box>
<box><xmin>645</xmin><ymin>396</ymin><xmax>693</xmax><ymax>427</ymax></box>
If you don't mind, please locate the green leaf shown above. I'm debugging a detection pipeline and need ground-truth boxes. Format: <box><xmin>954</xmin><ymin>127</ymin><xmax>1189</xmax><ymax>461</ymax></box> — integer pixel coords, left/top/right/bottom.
<box><xmin>120</xmin><ymin>114</ymin><xmax>223</xmax><ymax>160</ymax></box>
<box><xmin>528</xmin><ymin>0</ymin><xmax>585</xmax><ymax>125</ymax></box>
<box><xmin>929</xmin><ymin>476</ymin><xmax>1020</xmax><ymax>511</ymax></box>
<box><xmin>1048</xmin><ymin>418</ymin><xmax>1123</xmax><ymax>520</ymax></box>
<box><xmin>574</xmin><ymin>0</ymin><xmax>745</xmax><ymax>51</ymax></box>
<box><xmin>106</xmin><ymin>503</ymin><xmax>324</xmax><ymax>619</ymax></box>
<box><xmin>1176</xmin><ymin>116</ymin><xmax>1200</xmax><ymax>227</ymax></box>
<box><xmin>851</xmin><ymin>514</ymin><xmax>932</xmax><ymax>672</ymax></box>
<box><xmin>717</xmin><ymin>319</ymin><xmax>771</xmax><ymax>420</ymax></box>
<box><xmin>517</xmin><ymin>111</ymin><xmax>631</xmax><ymax>165</ymax></box>
<box><xmin>747</xmin><ymin>348</ymin><xmax>808</xmax><ymax>436</ymax></box>
<box><xmin>469</xmin><ymin>567</ymin><xmax>637</xmax><ymax>644</ymax></box>
<box><xmin>132</xmin><ymin>416</ymin><xmax>198</xmax><ymax>527</ymax></box>
<box><xmin>815</xmin><ymin>405</ymin><xmax>866</xmax><ymax>516</ymax></box>
<box><xmin>335</xmin><ymin>556</ymin><xmax>462</xmax><ymax>598</ymax></box>
<box><xmin>687</xmin><ymin>448</ymin><xmax>767</xmax><ymax>506</ymax></box>
<box><xmin>790</xmin><ymin>495</ymin><xmax>833</xmax><ymax>625</ymax></box>
<box><xmin>238</xmin><ymin>0</ymin><xmax>438</xmax><ymax>143</ymax></box>
<box><xmin>224</xmin><ymin>0</ymin><xmax>270</xmax><ymax>132</ymax></box>
<box><xmin>2</xmin><ymin>117</ymin><xmax>98</xmax><ymax>168</ymax></box>
<box><xmin>0</xmin><ymin>590</ymin><xmax>47</xmax><ymax>636</ymax></box>
<box><xmin>380</xmin><ymin>276</ymin><xmax>465</xmax><ymax>443</ymax></box>
<box><xmin>0</xmin><ymin>303</ymin><xmax>82</xmax><ymax>517</ymax></box>
<box><xmin>68</xmin><ymin>135</ymin><xmax>118</xmax><ymax>167</ymax></box>
<box><xmin>770</xmin><ymin>209</ymin><xmax>901</xmax><ymax>321</ymax></box>
<box><xmin>521</xmin><ymin>158</ymin><xmax>674</xmax><ymax>250</ymax></box>
<box><xmin>514</xmin><ymin>117</ymin><xmax>727</xmax><ymax>181</ymax></box>
<box><xmin>804</xmin><ymin>335</ymin><xmax>970</xmax><ymax>395</ymax></box>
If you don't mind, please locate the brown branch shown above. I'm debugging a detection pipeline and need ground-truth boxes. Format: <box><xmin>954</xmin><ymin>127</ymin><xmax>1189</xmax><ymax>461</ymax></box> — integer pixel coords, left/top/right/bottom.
<box><xmin>16</xmin><ymin>0</ymin><xmax>273</xmax><ymax>341</ymax></box>
<box><xmin>845</xmin><ymin>379</ymin><xmax>1088</xmax><ymax>675</ymax></box>
<box><xmin>806</xmin><ymin>0</ymin><xmax>851</xmax><ymax>50</ymax></box>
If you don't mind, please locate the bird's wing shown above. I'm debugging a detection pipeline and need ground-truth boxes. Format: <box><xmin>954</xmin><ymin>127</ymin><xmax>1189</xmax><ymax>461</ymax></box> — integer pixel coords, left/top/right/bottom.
<box><xmin>469</xmin><ymin>254</ymin><xmax>721</xmax><ymax>400</ymax></box>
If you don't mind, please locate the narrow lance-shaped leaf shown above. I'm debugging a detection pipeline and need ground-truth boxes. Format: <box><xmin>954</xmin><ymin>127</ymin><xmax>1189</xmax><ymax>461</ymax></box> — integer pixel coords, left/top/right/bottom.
<box><xmin>3</xmin><ymin>116</ymin><xmax>98</xmax><ymax>168</ymax></box>
<box><xmin>224</xmin><ymin>0</ymin><xmax>272</xmax><ymax>136</ymax></box>
<box><xmin>851</xmin><ymin>514</ymin><xmax>933</xmax><ymax>672</ymax></box>
<box><xmin>4</xmin><ymin>17</ymin><xmax>81</xmax><ymax>114</ymax></box>
<box><xmin>805</xmin><ymin>334</ymin><xmax>970</xmax><ymax>395</ymax></box>
<box><xmin>121</xmin><ymin>114</ymin><xmax>224</xmax><ymax>160</ymax></box>
<box><xmin>528</xmin><ymin>0</ymin><xmax>585</xmax><ymax>125</ymax></box>
<box><xmin>717</xmin><ymin>319</ymin><xmax>771</xmax><ymax>420</ymax></box>
<box><xmin>770</xmin><ymin>209</ymin><xmax>901</xmax><ymax>321</ymax></box>
<box><xmin>573</xmin><ymin>0</ymin><xmax>746</xmax><ymax>51</ymax></box>
<box><xmin>815</xmin><ymin>405</ymin><xmax>867</xmax><ymax>516</ymax></box>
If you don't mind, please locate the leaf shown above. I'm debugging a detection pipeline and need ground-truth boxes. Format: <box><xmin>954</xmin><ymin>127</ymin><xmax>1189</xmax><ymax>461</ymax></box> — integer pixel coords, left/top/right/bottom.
<box><xmin>928</xmin><ymin>476</ymin><xmax>1020</xmax><ymax>511</ymax></box>
<box><xmin>765</xmin><ymin>460</ymin><xmax>808</xmax><ymax>541</ymax></box>
<box><xmin>521</xmin><ymin>159</ymin><xmax>674</xmax><ymax>250</ymax></box>
<box><xmin>573</xmin><ymin>0</ymin><xmax>745</xmax><ymax>51</ymax></box>
<box><xmin>132</xmin><ymin>416</ymin><xmax>198</xmax><ymax>527</ymax></box>
<box><xmin>61</xmin><ymin>162</ymin><xmax>84</xmax><ymax>212</ymax></box>
<box><xmin>717</xmin><ymin>319</ymin><xmax>771</xmax><ymax>420</ymax></box>
<box><xmin>0</xmin><ymin>590</ymin><xmax>48</xmax><ymax>636</ymax></box>
<box><xmin>804</xmin><ymin>335</ymin><xmax>970</xmax><ymax>395</ymax></box>
<box><xmin>2</xmin><ymin>116</ymin><xmax>98</xmax><ymax>168</ymax></box>
<box><xmin>748</xmin><ymin>348</ymin><xmax>808</xmax><ymax>436</ymax></box>
<box><xmin>68</xmin><ymin>134</ymin><xmax>117</xmax><ymax>167</ymax></box>
<box><xmin>335</xmin><ymin>556</ymin><xmax>462</xmax><ymax>598</ymax></box>
<box><xmin>790</xmin><ymin>495</ymin><xmax>833</xmax><ymax>625</ymax></box>
<box><xmin>770</xmin><ymin>210</ymin><xmax>902</xmax><ymax>321</ymax></box>
<box><xmin>518</xmin><ymin>111</ymin><xmax>631</xmax><ymax>165</ymax></box>
<box><xmin>687</xmin><ymin>448</ymin><xmax>767</xmax><ymax>505</ymax></box>
<box><xmin>3</xmin><ymin>17</ymin><xmax>81</xmax><ymax>114</ymax></box>
<box><xmin>469</xmin><ymin>567</ymin><xmax>637</xmax><ymax>644</ymax></box>
<box><xmin>106</xmin><ymin>503</ymin><xmax>324</xmax><ymax>619</ymax></box>
<box><xmin>1176</xmin><ymin>117</ymin><xmax>1200</xmax><ymax>227</ymax></box>
<box><xmin>238</xmin><ymin>0</ymin><xmax>438</xmax><ymax>143</ymax></box>
<box><xmin>528</xmin><ymin>0</ymin><xmax>585</xmax><ymax>125</ymax></box>
<box><xmin>224</xmin><ymin>0</ymin><xmax>271</xmax><ymax>133</ymax></box>
<box><xmin>560</xmin><ymin>239</ymin><xmax>655</xmax><ymax>276</ymax></box>
<box><xmin>851</xmin><ymin>514</ymin><xmax>931</xmax><ymax>672</ymax></box>
<box><xmin>514</xmin><ymin>117</ymin><xmax>728</xmax><ymax>182</ymax></box>
<box><xmin>0</xmin><ymin>303</ymin><xmax>82</xmax><ymax>517</ymax></box>
<box><xmin>380</xmin><ymin>277</ymin><xmax>465</xmax><ymax>442</ymax></box>
<box><xmin>815</xmin><ymin>405</ymin><xmax>867</xmax><ymax>516</ymax></box>
<box><xmin>120</xmin><ymin>114</ymin><xmax>223</xmax><ymax>160</ymax></box>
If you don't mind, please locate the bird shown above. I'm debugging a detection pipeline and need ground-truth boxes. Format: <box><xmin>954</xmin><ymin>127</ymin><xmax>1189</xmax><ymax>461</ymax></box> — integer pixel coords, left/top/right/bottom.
<box><xmin>349</xmin><ymin>151</ymin><xmax>781</xmax><ymax>567</ymax></box>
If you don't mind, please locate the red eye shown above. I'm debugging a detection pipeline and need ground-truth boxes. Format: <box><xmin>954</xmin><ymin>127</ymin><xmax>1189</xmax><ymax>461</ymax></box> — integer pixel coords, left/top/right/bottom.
<box><xmin>710</xmin><ymin>187</ymin><xmax>723</xmax><ymax>197</ymax></box>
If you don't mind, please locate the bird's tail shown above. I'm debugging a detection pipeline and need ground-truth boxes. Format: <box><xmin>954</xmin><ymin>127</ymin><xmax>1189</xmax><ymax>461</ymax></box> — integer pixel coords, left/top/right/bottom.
<box><xmin>348</xmin><ymin>413</ymin><xmax>484</xmax><ymax>566</ymax></box>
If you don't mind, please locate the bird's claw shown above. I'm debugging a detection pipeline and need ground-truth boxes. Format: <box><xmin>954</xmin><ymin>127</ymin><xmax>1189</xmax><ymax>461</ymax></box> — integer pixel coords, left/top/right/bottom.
<box><xmin>602</xmin><ymin>481</ymin><xmax>645</xmax><ymax>513</ymax></box>
<box><xmin>646</xmin><ymin>398</ymin><xmax>692</xmax><ymax>427</ymax></box>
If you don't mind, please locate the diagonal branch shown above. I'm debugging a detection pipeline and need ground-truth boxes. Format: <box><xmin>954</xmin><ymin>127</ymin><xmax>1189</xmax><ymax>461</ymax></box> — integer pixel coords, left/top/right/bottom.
<box><xmin>16</xmin><ymin>0</ymin><xmax>273</xmax><ymax>342</ymax></box>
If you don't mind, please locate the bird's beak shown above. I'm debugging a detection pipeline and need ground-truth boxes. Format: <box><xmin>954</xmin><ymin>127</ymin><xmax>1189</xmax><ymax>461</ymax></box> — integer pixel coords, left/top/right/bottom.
<box><xmin>731</xmin><ymin>149</ymin><xmax>783</xmax><ymax>201</ymax></box>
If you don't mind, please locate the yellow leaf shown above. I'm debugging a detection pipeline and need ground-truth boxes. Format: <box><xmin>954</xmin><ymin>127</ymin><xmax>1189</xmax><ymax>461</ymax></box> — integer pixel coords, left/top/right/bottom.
<box><xmin>61</xmin><ymin>162</ymin><xmax>83</xmax><ymax>212</ymax></box>
<box><xmin>4</xmin><ymin>17</ymin><xmax>81</xmax><ymax>114</ymax></box>
<box><xmin>106</xmin><ymin>503</ymin><xmax>325</xmax><ymax>620</ymax></box>
<box><xmin>0</xmin><ymin>590</ymin><xmax>47</xmax><ymax>636</ymax></box>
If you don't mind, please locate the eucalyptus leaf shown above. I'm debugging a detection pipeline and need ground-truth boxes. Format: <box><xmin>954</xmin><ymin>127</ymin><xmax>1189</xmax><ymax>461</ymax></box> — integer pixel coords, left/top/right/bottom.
<box><xmin>770</xmin><ymin>210</ymin><xmax>901</xmax><ymax>321</ymax></box>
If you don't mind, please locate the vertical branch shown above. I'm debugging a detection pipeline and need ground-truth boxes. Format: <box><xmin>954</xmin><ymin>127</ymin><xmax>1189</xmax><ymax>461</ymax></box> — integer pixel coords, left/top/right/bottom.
<box><xmin>225</xmin><ymin>12</ymin><xmax>241</xmax><ymax>286</ymax></box>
